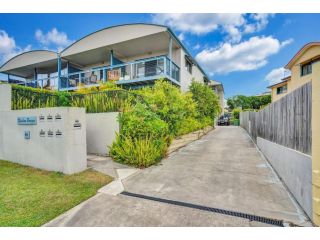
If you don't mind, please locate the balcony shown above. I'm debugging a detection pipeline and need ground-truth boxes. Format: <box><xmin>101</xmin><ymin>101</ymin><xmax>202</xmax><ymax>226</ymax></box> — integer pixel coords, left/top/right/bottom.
<box><xmin>14</xmin><ymin>56</ymin><xmax>180</xmax><ymax>91</ymax></box>
<box><xmin>60</xmin><ymin>56</ymin><xmax>179</xmax><ymax>91</ymax></box>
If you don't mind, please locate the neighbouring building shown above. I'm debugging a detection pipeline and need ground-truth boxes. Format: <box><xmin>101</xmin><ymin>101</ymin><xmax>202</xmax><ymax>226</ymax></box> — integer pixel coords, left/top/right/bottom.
<box><xmin>268</xmin><ymin>42</ymin><xmax>320</xmax><ymax>102</ymax></box>
<box><xmin>255</xmin><ymin>91</ymin><xmax>271</xmax><ymax>97</ymax></box>
<box><xmin>208</xmin><ymin>80</ymin><xmax>225</xmax><ymax>114</ymax></box>
<box><xmin>0</xmin><ymin>23</ymin><xmax>209</xmax><ymax>92</ymax></box>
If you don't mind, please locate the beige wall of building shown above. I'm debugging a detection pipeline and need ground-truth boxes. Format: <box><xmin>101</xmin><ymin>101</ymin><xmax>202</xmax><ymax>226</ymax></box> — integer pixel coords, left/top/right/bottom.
<box><xmin>270</xmin><ymin>44</ymin><xmax>320</xmax><ymax>103</ymax></box>
<box><xmin>270</xmin><ymin>81</ymin><xmax>288</xmax><ymax>102</ymax></box>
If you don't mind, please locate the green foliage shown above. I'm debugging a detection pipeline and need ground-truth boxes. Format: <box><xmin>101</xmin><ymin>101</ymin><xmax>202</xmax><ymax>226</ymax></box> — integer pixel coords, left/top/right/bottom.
<box><xmin>136</xmin><ymin>79</ymin><xmax>200</xmax><ymax>136</ymax></box>
<box><xmin>176</xmin><ymin>117</ymin><xmax>203</xmax><ymax>136</ymax></box>
<box><xmin>119</xmin><ymin>103</ymin><xmax>169</xmax><ymax>140</ymax></box>
<box><xmin>11</xmin><ymin>84</ymin><xmax>65</xmax><ymax>110</ymax></box>
<box><xmin>11</xmin><ymin>84</ymin><xmax>142</xmax><ymax>113</ymax></box>
<box><xmin>70</xmin><ymin>90</ymin><xmax>136</xmax><ymax>113</ymax></box>
<box><xmin>232</xmin><ymin>108</ymin><xmax>241</xmax><ymax>120</ymax></box>
<box><xmin>227</xmin><ymin>94</ymin><xmax>271</xmax><ymax>110</ymax></box>
<box><xmin>57</xmin><ymin>91</ymin><xmax>71</xmax><ymax>106</ymax></box>
<box><xmin>109</xmin><ymin>135</ymin><xmax>167</xmax><ymax>168</ymax></box>
<box><xmin>109</xmin><ymin>103</ymin><xmax>169</xmax><ymax>168</ymax></box>
<box><xmin>75</xmin><ymin>81</ymin><xmax>120</xmax><ymax>94</ymax></box>
<box><xmin>189</xmin><ymin>81</ymin><xmax>221</xmax><ymax>122</ymax></box>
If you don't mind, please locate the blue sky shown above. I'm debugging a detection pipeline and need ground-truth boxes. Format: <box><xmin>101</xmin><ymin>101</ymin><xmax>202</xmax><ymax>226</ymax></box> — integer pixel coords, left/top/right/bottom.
<box><xmin>0</xmin><ymin>13</ymin><xmax>319</xmax><ymax>98</ymax></box>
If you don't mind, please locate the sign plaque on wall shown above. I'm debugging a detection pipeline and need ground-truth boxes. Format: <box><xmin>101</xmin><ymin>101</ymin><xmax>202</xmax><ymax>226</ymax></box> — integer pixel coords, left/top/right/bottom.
<box><xmin>17</xmin><ymin>116</ymin><xmax>37</xmax><ymax>125</ymax></box>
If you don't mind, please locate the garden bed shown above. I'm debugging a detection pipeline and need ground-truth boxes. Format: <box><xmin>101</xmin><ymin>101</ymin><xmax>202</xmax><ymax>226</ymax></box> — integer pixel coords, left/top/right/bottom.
<box><xmin>168</xmin><ymin>126</ymin><xmax>214</xmax><ymax>154</ymax></box>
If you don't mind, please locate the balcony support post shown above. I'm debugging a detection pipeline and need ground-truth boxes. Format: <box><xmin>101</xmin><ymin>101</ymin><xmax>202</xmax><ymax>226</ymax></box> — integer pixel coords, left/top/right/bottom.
<box><xmin>57</xmin><ymin>55</ymin><xmax>61</xmax><ymax>90</ymax></box>
<box><xmin>110</xmin><ymin>50</ymin><xmax>114</xmax><ymax>67</ymax></box>
<box><xmin>66</xmin><ymin>61</ymin><xmax>69</xmax><ymax>88</ymax></box>
<box><xmin>103</xmin><ymin>68</ymin><xmax>106</xmax><ymax>83</ymax></box>
<box><xmin>169</xmin><ymin>37</ymin><xmax>173</xmax><ymax>77</ymax></box>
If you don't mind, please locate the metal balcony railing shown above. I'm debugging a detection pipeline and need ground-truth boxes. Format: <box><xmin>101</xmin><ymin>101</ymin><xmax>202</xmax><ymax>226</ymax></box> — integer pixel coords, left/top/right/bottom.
<box><xmin>14</xmin><ymin>56</ymin><xmax>180</xmax><ymax>91</ymax></box>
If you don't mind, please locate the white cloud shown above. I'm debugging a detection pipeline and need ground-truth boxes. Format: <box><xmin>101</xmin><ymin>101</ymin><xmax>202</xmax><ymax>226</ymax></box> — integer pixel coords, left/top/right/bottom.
<box><xmin>280</xmin><ymin>38</ymin><xmax>294</xmax><ymax>47</ymax></box>
<box><xmin>265</xmin><ymin>67</ymin><xmax>290</xmax><ymax>85</ymax></box>
<box><xmin>0</xmin><ymin>30</ymin><xmax>31</xmax><ymax>64</ymax></box>
<box><xmin>193</xmin><ymin>43</ymin><xmax>201</xmax><ymax>50</ymax></box>
<box><xmin>35</xmin><ymin>28</ymin><xmax>72</xmax><ymax>51</ymax></box>
<box><xmin>152</xmin><ymin>13</ymin><xmax>273</xmax><ymax>43</ymax></box>
<box><xmin>195</xmin><ymin>36</ymin><xmax>292</xmax><ymax>75</ymax></box>
<box><xmin>244</xmin><ymin>14</ymin><xmax>274</xmax><ymax>34</ymax></box>
<box><xmin>178</xmin><ymin>32</ymin><xmax>185</xmax><ymax>41</ymax></box>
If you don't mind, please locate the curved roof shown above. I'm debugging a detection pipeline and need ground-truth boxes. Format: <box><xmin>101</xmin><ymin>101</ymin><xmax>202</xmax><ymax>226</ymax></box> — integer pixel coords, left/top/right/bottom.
<box><xmin>285</xmin><ymin>42</ymin><xmax>320</xmax><ymax>69</ymax></box>
<box><xmin>0</xmin><ymin>50</ymin><xmax>57</xmax><ymax>71</ymax></box>
<box><xmin>61</xmin><ymin>23</ymin><xmax>167</xmax><ymax>57</ymax></box>
<box><xmin>0</xmin><ymin>23</ymin><xmax>209</xmax><ymax>79</ymax></box>
<box><xmin>0</xmin><ymin>50</ymin><xmax>58</xmax><ymax>78</ymax></box>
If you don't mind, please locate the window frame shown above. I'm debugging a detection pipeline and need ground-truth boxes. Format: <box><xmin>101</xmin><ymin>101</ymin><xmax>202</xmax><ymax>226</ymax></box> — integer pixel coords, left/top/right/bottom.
<box><xmin>276</xmin><ymin>85</ymin><xmax>288</xmax><ymax>95</ymax></box>
<box><xmin>300</xmin><ymin>62</ymin><xmax>312</xmax><ymax>76</ymax></box>
<box><xmin>185</xmin><ymin>56</ymin><xmax>193</xmax><ymax>74</ymax></box>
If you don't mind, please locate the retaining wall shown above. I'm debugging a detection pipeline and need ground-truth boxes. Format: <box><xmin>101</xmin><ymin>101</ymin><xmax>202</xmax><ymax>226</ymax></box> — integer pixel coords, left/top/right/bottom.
<box><xmin>257</xmin><ymin>137</ymin><xmax>312</xmax><ymax>218</ymax></box>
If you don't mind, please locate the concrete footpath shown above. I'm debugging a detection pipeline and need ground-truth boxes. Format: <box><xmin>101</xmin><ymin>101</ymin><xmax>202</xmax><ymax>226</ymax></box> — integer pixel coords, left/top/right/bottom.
<box><xmin>45</xmin><ymin>126</ymin><xmax>312</xmax><ymax>227</ymax></box>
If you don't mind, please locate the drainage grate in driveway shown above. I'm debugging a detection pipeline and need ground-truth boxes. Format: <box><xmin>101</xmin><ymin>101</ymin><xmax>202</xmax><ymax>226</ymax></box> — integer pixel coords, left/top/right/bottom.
<box><xmin>121</xmin><ymin>191</ymin><xmax>284</xmax><ymax>227</ymax></box>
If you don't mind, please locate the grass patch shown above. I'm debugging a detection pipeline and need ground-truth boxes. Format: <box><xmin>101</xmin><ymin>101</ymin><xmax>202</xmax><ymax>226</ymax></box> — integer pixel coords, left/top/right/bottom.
<box><xmin>0</xmin><ymin>160</ymin><xmax>113</xmax><ymax>227</ymax></box>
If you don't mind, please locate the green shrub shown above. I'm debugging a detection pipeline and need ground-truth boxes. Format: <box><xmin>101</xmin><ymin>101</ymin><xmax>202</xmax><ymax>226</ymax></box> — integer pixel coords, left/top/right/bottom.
<box><xmin>11</xmin><ymin>84</ymin><xmax>65</xmax><ymax>110</ymax></box>
<box><xmin>119</xmin><ymin>103</ymin><xmax>169</xmax><ymax>140</ymax></box>
<box><xmin>109</xmin><ymin>135</ymin><xmax>167</xmax><ymax>168</ymax></box>
<box><xmin>137</xmin><ymin>79</ymin><xmax>199</xmax><ymax>136</ymax></box>
<box><xmin>109</xmin><ymin>103</ymin><xmax>170</xmax><ymax>168</ymax></box>
<box><xmin>189</xmin><ymin>81</ymin><xmax>221</xmax><ymax>123</ymax></box>
<box><xmin>176</xmin><ymin>117</ymin><xmax>203</xmax><ymax>136</ymax></box>
<box><xmin>232</xmin><ymin>108</ymin><xmax>241</xmax><ymax>120</ymax></box>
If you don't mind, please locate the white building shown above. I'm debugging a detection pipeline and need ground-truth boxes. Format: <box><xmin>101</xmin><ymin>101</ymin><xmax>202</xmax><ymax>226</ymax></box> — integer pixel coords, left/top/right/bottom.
<box><xmin>0</xmin><ymin>23</ymin><xmax>209</xmax><ymax>92</ymax></box>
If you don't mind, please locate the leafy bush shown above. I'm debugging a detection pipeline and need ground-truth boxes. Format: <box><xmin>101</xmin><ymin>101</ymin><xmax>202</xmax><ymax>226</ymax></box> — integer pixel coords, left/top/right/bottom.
<box><xmin>175</xmin><ymin>117</ymin><xmax>203</xmax><ymax>136</ymax></box>
<box><xmin>109</xmin><ymin>135</ymin><xmax>167</xmax><ymax>168</ymax></box>
<box><xmin>70</xmin><ymin>90</ymin><xmax>135</xmax><ymax>113</ymax></box>
<box><xmin>11</xmin><ymin>84</ymin><xmax>141</xmax><ymax>113</ymax></box>
<box><xmin>232</xmin><ymin>108</ymin><xmax>241</xmax><ymax>120</ymax></box>
<box><xmin>119</xmin><ymin>103</ymin><xmax>169</xmax><ymax>140</ymax></box>
<box><xmin>189</xmin><ymin>81</ymin><xmax>221</xmax><ymax>123</ymax></box>
<box><xmin>109</xmin><ymin>103</ymin><xmax>169</xmax><ymax>168</ymax></box>
<box><xmin>75</xmin><ymin>81</ymin><xmax>120</xmax><ymax>94</ymax></box>
<box><xmin>227</xmin><ymin>94</ymin><xmax>271</xmax><ymax>110</ymax></box>
<box><xmin>137</xmin><ymin>80</ymin><xmax>199</xmax><ymax>136</ymax></box>
<box><xmin>11</xmin><ymin>84</ymin><xmax>69</xmax><ymax>110</ymax></box>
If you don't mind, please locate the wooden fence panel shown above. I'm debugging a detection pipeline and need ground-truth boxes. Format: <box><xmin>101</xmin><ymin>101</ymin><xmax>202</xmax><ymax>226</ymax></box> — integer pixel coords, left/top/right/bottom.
<box><xmin>240</xmin><ymin>82</ymin><xmax>312</xmax><ymax>155</ymax></box>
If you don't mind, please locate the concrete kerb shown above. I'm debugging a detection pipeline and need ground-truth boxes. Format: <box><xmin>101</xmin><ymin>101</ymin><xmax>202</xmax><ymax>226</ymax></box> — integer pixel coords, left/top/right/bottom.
<box><xmin>241</xmin><ymin>128</ymin><xmax>313</xmax><ymax>226</ymax></box>
<box><xmin>168</xmin><ymin>126</ymin><xmax>214</xmax><ymax>154</ymax></box>
<box><xmin>42</xmin><ymin>193</ymin><xmax>104</xmax><ymax>227</ymax></box>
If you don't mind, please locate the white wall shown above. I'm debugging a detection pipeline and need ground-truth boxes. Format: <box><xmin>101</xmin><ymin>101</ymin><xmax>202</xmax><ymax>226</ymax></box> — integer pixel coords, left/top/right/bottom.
<box><xmin>0</xmin><ymin>104</ymin><xmax>87</xmax><ymax>174</ymax></box>
<box><xmin>0</xmin><ymin>84</ymin><xmax>87</xmax><ymax>174</ymax></box>
<box><xmin>177</xmin><ymin>48</ymin><xmax>205</xmax><ymax>92</ymax></box>
<box><xmin>257</xmin><ymin>137</ymin><xmax>312</xmax><ymax>218</ymax></box>
<box><xmin>86</xmin><ymin>112</ymin><xmax>119</xmax><ymax>155</ymax></box>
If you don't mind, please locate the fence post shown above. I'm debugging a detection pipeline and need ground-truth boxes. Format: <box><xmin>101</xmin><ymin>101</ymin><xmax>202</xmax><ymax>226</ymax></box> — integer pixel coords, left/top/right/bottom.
<box><xmin>312</xmin><ymin>71</ymin><xmax>320</xmax><ymax>226</ymax></box>
<box><xmin>0</xmin><ymin>84</ymin><xmax>12</xmax><ymax>111</ymax></box>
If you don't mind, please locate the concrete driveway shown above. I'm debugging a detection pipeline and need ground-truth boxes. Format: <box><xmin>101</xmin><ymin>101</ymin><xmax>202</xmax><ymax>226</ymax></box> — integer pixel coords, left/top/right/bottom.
<box><xmin>45</xmin><ymin>126</ymin><xmax>311</xmax><ymax>227</ymax></box>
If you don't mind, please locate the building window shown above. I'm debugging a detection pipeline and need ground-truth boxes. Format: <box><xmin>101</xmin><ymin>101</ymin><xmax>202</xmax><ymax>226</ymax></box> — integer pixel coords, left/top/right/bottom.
<box><xmin>276</xmin><ymin>85</ymin><xmax>287</xmax><ymax>95</ymax></box>
<box><xmin>185</xmin><ymin>57</ymin><xmax>192</xmax><ymax>74</ymax></box>
<box><xmin>301</xmin><ymin>62</ymin><xmax>312</xmax><ymax>76</ymax></box>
